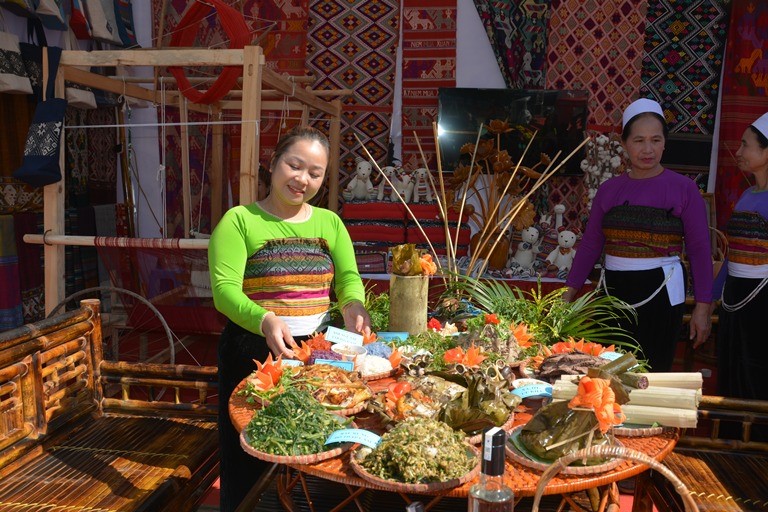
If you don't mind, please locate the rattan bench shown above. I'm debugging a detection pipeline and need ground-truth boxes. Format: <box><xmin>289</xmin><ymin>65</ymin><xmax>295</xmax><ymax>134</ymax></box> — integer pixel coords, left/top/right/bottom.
<box><xmin>0</xmin><ymin>299</ymin><xmax>219</xmax><ymax>512</ymax></box>
<box><xmin>634</xmin><ymin>395</ymin><xmax>768</xmax><ymax>512</ymax></box>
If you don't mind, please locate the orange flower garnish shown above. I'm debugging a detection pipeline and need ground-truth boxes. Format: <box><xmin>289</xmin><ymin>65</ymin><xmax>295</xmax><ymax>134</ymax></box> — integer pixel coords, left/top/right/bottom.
<box><xmin>568</xmin><ymin>376</ymin><xmax>625</xmax><ymax>433</ymax></box>
<box><xmin>293</xmin><ymin>341</ymin><xmax>312</xmax><ymax>364</ymax></box>
<box><xmin>363</xmin><ymin>331</ymin><xmax>378</xmax><ymax>345</ymax></box>
<box><xmin>420</xmin><ymin>253</ymin><xmax>437</xmax><ymax>276</ymax></box>
<box><xmin>306</xmin><ymin>332</ymin><xmax>331</xmax><ymax>351</ymax></box>
<box><xmin>249</xmin><ymin>354</ymin><xmax>284</xmax><ymax>391</ymax></box>
<box><xmin>550</xmin><ymin>337</ymin><xmax>614</xmax><ymax>356</ymax></box>
<box><xmin>389</xmin><ymin>346</ymin><xmax>402</xmax><ymax>368</ymax></box>
<box><xmin>484</xmin><ymin>313</ymin><xmax>500</xmax><ymax>325</ymax></box>
<box><xmin>511</xmin><ymin>322</ymin><xmax>534</xmax><ymax>348</ymax></box>
<box><xmin>443</xmin><ymin>343</ymin><xmax>486</xmax><ymax>367</ymax></box>
<box><xmin>427</xmin><ymin>317</ymin><xmax>442</xmax><ymax>331</ymax></box>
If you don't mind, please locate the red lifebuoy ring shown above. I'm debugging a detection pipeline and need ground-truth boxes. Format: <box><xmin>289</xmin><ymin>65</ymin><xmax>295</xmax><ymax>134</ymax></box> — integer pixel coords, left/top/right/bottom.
<box><xmin>168</xmin><ymin>0</ymin><xmax>250</xmax><ymax>104</ymax></box>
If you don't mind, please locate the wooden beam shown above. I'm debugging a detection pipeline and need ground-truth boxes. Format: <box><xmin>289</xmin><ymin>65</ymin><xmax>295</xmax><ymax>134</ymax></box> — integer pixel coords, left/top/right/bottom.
<box><xmin>239</xmin><ymin>46</ymin><xmax>263</xmax><ymax>205</ymax></box>
<box><xmin>261</xmin><ymin>67</ymin><xmax>337</xmax><ymax>116</ymax></box>
<box><xmin>60</xmin><ymin>49</ymin><xmax>249</xmax><ymax>67</ymax></box>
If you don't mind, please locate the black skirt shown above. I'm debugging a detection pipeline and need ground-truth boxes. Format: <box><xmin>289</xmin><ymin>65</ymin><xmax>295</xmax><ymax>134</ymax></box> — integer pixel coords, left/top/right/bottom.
<box><xmin>604</xmin><ymin>267</ymin><xmax>685</xmax><ymax>372</ymax></box>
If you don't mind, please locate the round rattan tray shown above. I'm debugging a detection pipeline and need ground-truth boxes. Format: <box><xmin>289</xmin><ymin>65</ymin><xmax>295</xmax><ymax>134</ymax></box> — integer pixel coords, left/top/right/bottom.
<box><xmin>239</xmin><ymin>418</ymin><xmax>358</xmax><ymax>465</ymax></box>
<box><xmin>465</xmin><ymin>412</ymin><xmax>516</xmax><ymax>445</ymax></box>
<box><xmin>348</xmin><ymin>444</ymin><xmax>481</xmax><ymax>493</ymax></box>
<box><xmin>360</xmin><ymin>366</ymin><xmax>399</xmax><ymax>382</ymax></box>
<box><xmin>506</xmin><ymin>426</ymin><xmax>625</xmax><ymax>475</ymax></box>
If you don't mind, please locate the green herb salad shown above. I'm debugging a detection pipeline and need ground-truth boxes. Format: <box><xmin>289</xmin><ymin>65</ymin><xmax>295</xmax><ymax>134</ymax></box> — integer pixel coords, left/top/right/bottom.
<box><xmin>244</xmin><ymin>387</ymin><xmax>351</xmax><ymax>456</ymax></box>
<box><xmin>357</xmin><ymin>417</ymin><xmax>476</xmax><ymax>483</ymax></box>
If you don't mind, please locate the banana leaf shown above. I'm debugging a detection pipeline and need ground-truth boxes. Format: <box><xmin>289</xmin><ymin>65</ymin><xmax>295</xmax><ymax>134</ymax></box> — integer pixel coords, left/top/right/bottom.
<box><xmin>518</xmin><ymin>400</ymin><xmax>613</xmax><ymax>463</ymax></box>
<box><xmin>440</xmin><ymin>374</ymin><xmax>512</xmax><ymax>435</ymax></box>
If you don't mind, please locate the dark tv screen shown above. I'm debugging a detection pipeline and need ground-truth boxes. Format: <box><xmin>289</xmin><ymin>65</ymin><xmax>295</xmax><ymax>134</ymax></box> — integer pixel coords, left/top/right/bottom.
<box><xmin>437</xmin><ymin>88</ymin><xmax>589</xmax><ymax>175</ymax></box>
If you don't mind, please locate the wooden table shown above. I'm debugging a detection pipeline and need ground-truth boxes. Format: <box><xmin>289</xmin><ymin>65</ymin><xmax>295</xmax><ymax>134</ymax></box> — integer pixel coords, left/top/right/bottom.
<box><xmin>230</xmin><ymin>378</ymin><xmax>678</xmax><ymax>512</ymax></box>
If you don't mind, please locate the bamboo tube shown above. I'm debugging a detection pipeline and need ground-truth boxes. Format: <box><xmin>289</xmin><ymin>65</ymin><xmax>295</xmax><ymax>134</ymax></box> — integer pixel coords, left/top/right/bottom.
<box><xmin>621</xmin><ymin>404</ymin><xmax>698</xmax><ymax>428</ymax></box>
<box><xmin>553</xmin><ymin>381</ymin><xmax>702</xmax><ymax>410</ymax></box>
<box><xmin>388</xmin><ymin>274</ymin><xmax>429</xmax><ymax>335</ymax></box>
<box><xmin>557</xmin><ymin>371</ymin><xmax>704</xmax><ymax>391</ymax></box>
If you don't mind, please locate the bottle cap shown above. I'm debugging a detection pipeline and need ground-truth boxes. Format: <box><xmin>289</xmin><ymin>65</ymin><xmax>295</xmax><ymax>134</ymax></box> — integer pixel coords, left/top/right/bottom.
<box><xmin>481</xmin><ymin>426</ymin><xmax>506</xmax><ymax>476</ymax></box>
<box><xmin>406</xmin><ymin>501</ymin><xmax>425</xmax><ymax>512</ymax></box>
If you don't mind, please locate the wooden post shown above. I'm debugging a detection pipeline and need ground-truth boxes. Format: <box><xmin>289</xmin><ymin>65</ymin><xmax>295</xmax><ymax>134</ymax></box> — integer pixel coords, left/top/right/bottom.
<box><xmin>210</xmin><ymin>104</ymin><xmax>224</xmax><ymax>228</ymax></box>
<box><xmin>44</xmin><ymin>62</ymin><xmax>67</xmax><ymax>315</ymax></box>
<box><xmin>179</xmin><ymin>95</ymin><xmax>191</xmax><ymax>237</ymax></box>
<box><xmin>239</xmin><ymin>45</ymin><xmax>263</xmax><ymax>205</ymax></box>
<box><xmin>328</xmin><ymin>98</ymin><xmax>341</xmax><ymax>212</ymax></box>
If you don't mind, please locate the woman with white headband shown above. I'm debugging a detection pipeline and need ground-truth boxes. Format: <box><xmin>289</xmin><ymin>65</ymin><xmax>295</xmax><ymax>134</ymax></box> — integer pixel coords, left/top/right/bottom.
<box><xmin>712</xmin><ymin>112</ymin><xmax>768</xmax><ymax>402</ymax></box>
<box><xmin>562</xmin><ymin>98</ymin><xmax>713</xmax><ymax>372</ymax></box>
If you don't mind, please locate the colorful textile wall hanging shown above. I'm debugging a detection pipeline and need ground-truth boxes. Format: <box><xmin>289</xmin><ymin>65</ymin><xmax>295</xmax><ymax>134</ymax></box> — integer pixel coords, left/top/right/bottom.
<box><xmin>307</xmin><ymin>0</ymin><xmax>399</xmax><ymax>178</ymax></box>
<box><xmin>714</xmin><ymin>0</ymin><xmax>768</xmax><ymax>230</ymax></box>
<box><xmin>545</xmin><ymin>0</ymin><xmax>647</xmax><ymax>131</ymax></box>
<box><xmin>640</xmin><ymin>0</ymin><xmax>729</xmax><ymax>135</ymax></box>
<box><xmin>472</xmin><ymin>0</ymin><xmax>551</xmax><ymax>89</ymax></box>
<box><xmin>13</xmin><ymin>211</ymin><xmax>44</xmax><ymax>323</ymax></box>
<box><xmin>400</xmin><ymin>0</ymin><xmax>457</xmax><ymax>170</ymax></box>
<box><xmin>85</xmin><ymin>107</ymin><xmax>118</xmax><ymax>205</ymax></box>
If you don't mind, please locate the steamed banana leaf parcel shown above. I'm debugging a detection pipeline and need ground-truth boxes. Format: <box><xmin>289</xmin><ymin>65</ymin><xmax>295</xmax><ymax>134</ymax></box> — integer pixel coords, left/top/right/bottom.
<box><xmin>515</xmin><ymin>376</ymin><xmax>626</xmax><ymax>464</ymax></box>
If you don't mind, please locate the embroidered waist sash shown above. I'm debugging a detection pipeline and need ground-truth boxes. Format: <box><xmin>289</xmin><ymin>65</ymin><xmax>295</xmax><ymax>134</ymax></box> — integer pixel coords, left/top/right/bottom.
<box><xmin>726</xmin><ymin>210</ymin><xmax>768</xmax><ymax>265</ymax></box>
<box><xmin>603</xmin><ymin>204</ymin><xmax>684</xmax><ymax>258</ymax></box>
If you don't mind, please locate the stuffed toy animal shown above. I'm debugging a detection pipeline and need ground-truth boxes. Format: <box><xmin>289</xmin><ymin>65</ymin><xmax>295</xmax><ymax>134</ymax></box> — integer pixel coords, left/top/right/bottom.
<box><xmin>393</xmin><ymin>170</ymin><xmax>414</xmax><ymax>203</ymax></box>
<box><xmin>545</xmin><ymin>228</ymin><xmax>578</xmax><ymax>279</ymax></box>
<box><xmin>411</xmin><ymin>167</ymin><xmax>433</xmax><ymax>203</ymax></box>
<box><xmin>376</xmin><ymin>165</ymin><xmax>399</xmax><ymax>201</ymax></box>
<box><xmin>342</xmin><ymin>158</ymin><xmax>375</xmax><ymax>201</ymax></box>
<box><xmin>507</xmin><ymin>225</ymin><xmax>541</xmax><ymax>276</ymax></box>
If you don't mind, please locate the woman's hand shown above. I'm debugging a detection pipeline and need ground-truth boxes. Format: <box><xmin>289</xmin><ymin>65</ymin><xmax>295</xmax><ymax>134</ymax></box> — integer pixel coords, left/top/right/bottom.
<box><xmin>561</xmin><ymin>286</ymin><xmax>578</xmax><ymax>303</ymax></box>
<box><xmin>689</xmin><ymin>302</ymin><xmax>712</xmax><ymax>349</ymax></box>
<box><xmin>342</xmin><ymin>300</ymin><xmax>372</xmax><ymax>337</ymax></box>
<box><xmin>261</xmin><ymin>313</ymin><xmax>298</xmax><ymax>358</ymax></box>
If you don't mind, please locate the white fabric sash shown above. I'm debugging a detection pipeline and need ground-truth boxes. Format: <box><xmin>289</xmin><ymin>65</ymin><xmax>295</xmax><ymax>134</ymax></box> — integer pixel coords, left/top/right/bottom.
<box><xmin>728</xmin><ymin>262</ymin><xmax>768</xmax><ymax>279</ymax></box>
<box><xmin>605</xmin><ymin>255</ymin><xmax>685</xmax><ymax>306</ymax></box>
<box><xmin>280</xmin><ymin>312</ymin><xmax>330</xmax><ymax>337</ymax></box>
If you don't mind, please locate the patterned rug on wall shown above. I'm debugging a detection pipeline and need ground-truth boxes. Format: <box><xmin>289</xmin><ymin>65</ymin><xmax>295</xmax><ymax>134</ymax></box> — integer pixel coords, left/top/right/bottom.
<box><xmin>545</xmin><ymin>0</ymin><xmax>648</xmax><ymax>131</ymax></box>
<box><xmin>307</xmin><ymin>0</ymin><xmax>399</xmax><ymax>182</ymax></box>
<box><xmin>401</xmin><ymin>0</ymin><xmax>457</xmax><ymax>171</ymax></box>
<box><xmin>152</xmin><ymin>0</ymin><xmax>309</xmax><ymax>236</ymax></box>
<box><xmin>472</xmin><ymin>0</ymin><xmax>551</xmax><ymax>90</ymax></box>
<box><xmin>640</xmin><ymin>0</ymin><xmax>729</xmax><ymax>135</ymax></box>
<box><xmin>713</xmin><ymin>0</ymin><xmax>768</xmax><ymax>230</ymax></box>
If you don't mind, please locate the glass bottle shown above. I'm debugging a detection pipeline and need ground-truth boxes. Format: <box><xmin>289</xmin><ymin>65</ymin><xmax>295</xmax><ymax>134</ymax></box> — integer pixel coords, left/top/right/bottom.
<box><xmin>406</xmin><ymin>502</ymin><xmax>425</xmax><ymax>512</ymax></box>
<box><xmin>468</xmin><ymin>427</ymin><xmax>514</xmax><ymax>512</ymax></box>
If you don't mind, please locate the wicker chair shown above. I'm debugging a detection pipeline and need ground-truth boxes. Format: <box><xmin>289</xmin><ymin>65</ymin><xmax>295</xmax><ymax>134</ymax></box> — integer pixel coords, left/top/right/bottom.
<box><xmin>531</xmin><ymin>445</ymin><xmax>699</xmax><ymax>512</ymax></box>
<box><xmin>640</xmin><ymin>395</ymin><xmax>768</xmax><ymax>512</ymax></box>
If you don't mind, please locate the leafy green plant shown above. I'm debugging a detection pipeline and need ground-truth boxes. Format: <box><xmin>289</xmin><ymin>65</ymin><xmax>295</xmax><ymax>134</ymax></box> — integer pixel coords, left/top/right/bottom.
<box><xmin>329</xmin><ymin>283</ymin><xmax>390</xmax><ymax>332</ymax></box>
<box><xmin>446</xmin><ymin>275</ymin><xmax>639</xmax><ymax>350</ymax></box>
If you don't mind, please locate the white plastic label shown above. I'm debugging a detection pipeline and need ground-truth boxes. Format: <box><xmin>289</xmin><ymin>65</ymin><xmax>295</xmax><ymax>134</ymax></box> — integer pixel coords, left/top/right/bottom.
<box><xmin>325</xmin><ymin>428</ymin><xmax>381</xmax><ymax>448</ymax></box>
<box><xmin>325</xmin><ymin>326</ymin><xmax>364</xmax><ymax>346</ymax></box>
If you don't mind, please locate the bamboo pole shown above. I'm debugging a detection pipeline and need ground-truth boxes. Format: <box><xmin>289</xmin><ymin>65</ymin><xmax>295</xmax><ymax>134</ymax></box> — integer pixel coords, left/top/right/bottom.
<box><xmin>210</xmin><ymin>105</ymin><xmax>224</xmax><ymax>228</ymax></box>
<box><xmin>23</xmin><ymin>234</ymin><xmax>209</xmax><ymax>249</ymax></box>
<box><xmin>179</xmin><ymin>97</ymin><xmax>192</xmax><ymax>236</ymax></box>
<box><xmin>239</xmin><ymin>46</ymin><xmax>263</xmax><ymax>205</ymax></box>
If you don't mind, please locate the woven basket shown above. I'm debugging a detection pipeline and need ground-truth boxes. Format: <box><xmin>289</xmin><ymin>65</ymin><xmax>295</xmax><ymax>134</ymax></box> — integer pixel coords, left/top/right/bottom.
<box><xmin>531</xmin><ymin>444</ymin><xmax>699</xmax><ymax>512</ymax></box>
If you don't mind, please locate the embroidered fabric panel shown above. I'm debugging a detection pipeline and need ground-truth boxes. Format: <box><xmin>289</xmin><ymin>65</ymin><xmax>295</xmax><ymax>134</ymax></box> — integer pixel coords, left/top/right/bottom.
<box><xmin>639</xmin><ymin>0</ymin><xmax>729</xmax><ymax>134</ymax></box>
<box><xmin>726</xmin><ymin>211</ymin><xmax>768</xmax><ymax>266</ymax></box>
<box><xmin>400</xmin><ymin>0</ymin><xmax>456</xmax><ymax>170</ymax></box>
<box><xmin>307</xmin><ymin>0</ymin><xmax>398</xmax><ymax>179</ymax></box>
<box><xmin>602</xmin><ymin>204</ymin><xmax>684</xmax><ymax>258</ymax></box>
<box><xmin>713</xmin><ymin>0</ymin><xmax>768</xmax><ymax>230</ymax></box>
<box><xmin>545</xmin><ymin>0</ymin><xmax>647</xmax><ymax>130</ymax></box>
<box><xmin>24</xmin><ymin>120</ymin><xmax>62</xmax><ymax>157</ymax></box>
<box><xmin>243</xmin><ymin>237</ymin><xmax>335</xmax><ymax>317</ymax></box>
<box><xmin>472</xmin><ymin>0</ymin><xmax>550</xmax><ymax>89</ymax></box>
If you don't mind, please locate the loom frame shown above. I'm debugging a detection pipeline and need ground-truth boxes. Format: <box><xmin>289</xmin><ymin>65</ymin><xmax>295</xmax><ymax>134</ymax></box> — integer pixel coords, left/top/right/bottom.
<box><xmin>38</xmin><ymin>46</ymin><xmax>345</xmax><ymax>315</ymax></box>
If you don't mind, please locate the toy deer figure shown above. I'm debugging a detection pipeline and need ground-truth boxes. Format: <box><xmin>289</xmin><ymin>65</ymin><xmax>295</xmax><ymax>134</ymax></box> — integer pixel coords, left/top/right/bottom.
<box><xmin>412</xmin><ymin>167</ymin><xmax>433</xmax><ymax>203</ymax></box>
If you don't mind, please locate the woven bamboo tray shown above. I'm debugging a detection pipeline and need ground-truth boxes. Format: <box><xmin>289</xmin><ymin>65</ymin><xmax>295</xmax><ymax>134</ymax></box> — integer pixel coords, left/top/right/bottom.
<box><xmin>506</xmin><ymin>426</ymin><xmax>625</xmax><ymax>475</ymax></box>
<box><xmin>348</xmin><ymin>444</ymin><xmax>481</xmax><ymax>493</ymax></box>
